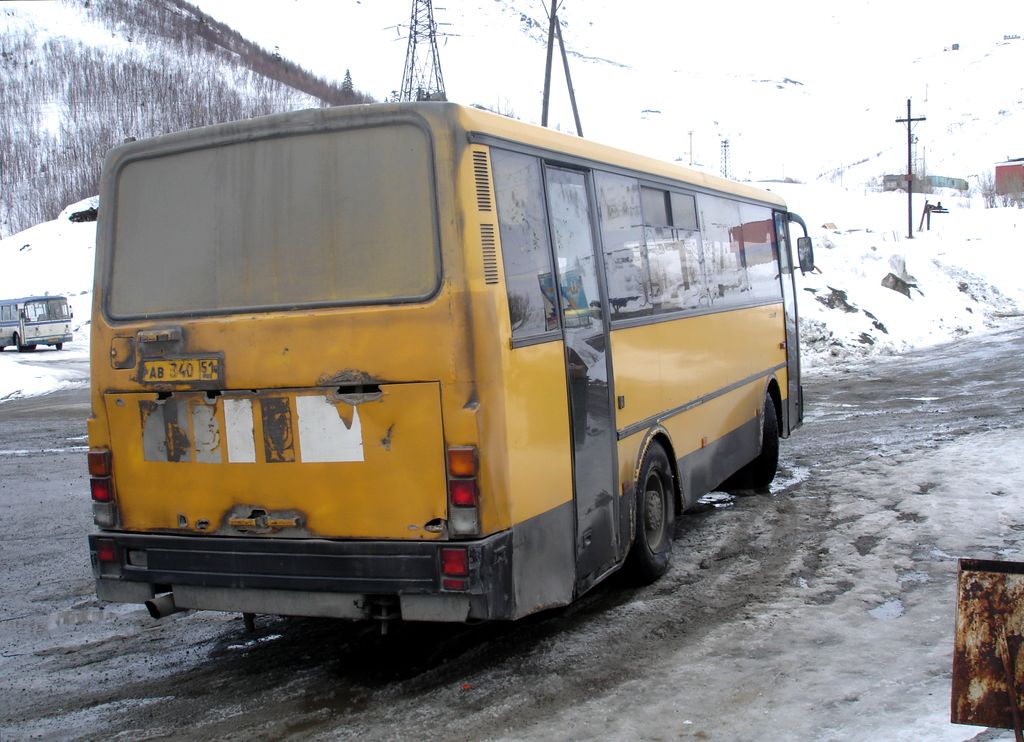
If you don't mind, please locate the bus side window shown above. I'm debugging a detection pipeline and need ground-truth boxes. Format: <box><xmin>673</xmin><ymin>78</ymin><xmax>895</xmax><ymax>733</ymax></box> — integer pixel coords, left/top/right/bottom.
<box><xmin>698</xmin><ymin>195</ymin><xmax>749</xmax><ymax>308</ymax></box>
<box><xmin>739</xmin><ymin>203</ymin><xmax>783</xmax><ymax>303</ymax></box>
<box><xmin>595</xmin><ymin>172</ymin><xmax>649</xmax><ymax>320</ymax></box>
<box><xmin>492</xmin><ymin>149</ymin><xmax>559</xmax><ymax>339</ymax></box>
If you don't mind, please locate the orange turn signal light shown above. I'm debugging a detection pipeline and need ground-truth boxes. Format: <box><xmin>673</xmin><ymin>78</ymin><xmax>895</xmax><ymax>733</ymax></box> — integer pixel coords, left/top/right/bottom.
<box><xmin>446</xmin><ymin>446</ymin><xmax>477</xmax><ymax>478</ymax></box>
<box><xmin>88</xmin><ymin>449</ymin><xmax>112</xmax><ymax>477</ymax></box>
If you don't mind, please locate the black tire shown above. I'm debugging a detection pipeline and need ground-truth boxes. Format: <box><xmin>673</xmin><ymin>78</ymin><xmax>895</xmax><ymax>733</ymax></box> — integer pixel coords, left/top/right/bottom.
<box><xmin>625</xmin><ymin>442</ymin><xmax>675</xmax><ymax>585</ymax></box>
<box><xmin>14</xmin><ymin>334</ymin><xmax>36</xmax><ymax>353</ymax></box>
<box><xmin>55</xmin><ymin>343</ymin><xmax>63</xmax><ymax>350</ymax></box>
<box><xmin>747</xmin><ymin>395</ymin><xmax>780</xmax><ymax>488</ymax></box>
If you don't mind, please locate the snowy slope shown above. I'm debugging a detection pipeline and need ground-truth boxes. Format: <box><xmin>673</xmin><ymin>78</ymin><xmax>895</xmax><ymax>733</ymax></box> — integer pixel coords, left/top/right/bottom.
<box><xmin>191</xmin><ymin>0</ymin><xmax>1024</xmax><ymax>182</ymax></box>
<box><xmin>1</xmin><ymin>1</ymin><xmax>1023</xmax><ymax>399</ymax></box>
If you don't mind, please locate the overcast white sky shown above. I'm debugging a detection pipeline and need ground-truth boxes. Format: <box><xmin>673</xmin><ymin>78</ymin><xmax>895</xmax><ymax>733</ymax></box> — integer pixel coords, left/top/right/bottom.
<box><xmin>192</xmin><ymin>0</ymin><xmax>1024</xmax><ymax>109</ymax></box>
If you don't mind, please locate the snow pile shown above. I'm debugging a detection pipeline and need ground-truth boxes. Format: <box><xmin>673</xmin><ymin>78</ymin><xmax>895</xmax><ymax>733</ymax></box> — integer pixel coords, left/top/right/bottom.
<box><xmin>0</xmin><ymin>198</ymin><xmax>95</xmax><ymax>401</ymax></box>
<box><xmin>776</xmin><ymin>184</ymin><xmax>1024</xmax><ymax>367</ymax></box>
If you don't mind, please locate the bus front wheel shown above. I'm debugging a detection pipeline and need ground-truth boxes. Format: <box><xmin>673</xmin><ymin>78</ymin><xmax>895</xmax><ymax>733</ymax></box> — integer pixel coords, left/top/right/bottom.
<box><xmin>14</xmin><ymin>334</ymin><xmax>37</xmax><ymax>353</ymax></box>
<box><xmin>749</xmin><ymin>396</ymin><xmax>781</xmax><ymax>488</ymax></box>
<box><xmin>625</xmin><ymin>442</ymin><xmax>675</xmax><ymax>585</ymax></box>
<box><xmin>724</xmin><ymin>395</ymin><xmax>779</xmax><ymax>492</ymax></box>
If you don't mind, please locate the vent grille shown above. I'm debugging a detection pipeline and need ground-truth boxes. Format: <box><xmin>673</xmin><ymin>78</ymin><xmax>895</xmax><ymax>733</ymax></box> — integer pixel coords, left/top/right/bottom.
<box><xmin>480</xmin><ymin>224</ymin><xmax>498</xmax><ymax>285</ymax></box>
<box><xmin>472</xmin><ymin>150</ymin><xmax>493</xmax><ymax>212</ymax></box>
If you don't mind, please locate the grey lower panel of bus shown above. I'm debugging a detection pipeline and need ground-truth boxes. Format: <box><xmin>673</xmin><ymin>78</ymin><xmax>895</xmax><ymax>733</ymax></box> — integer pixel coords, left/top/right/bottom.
<box><xmin>677</xmin><ymin>414</ymin><xmax>762</xmax><ymax>506</ymax></box>
<box><xmin>89</xmin><ymin>501</ymin><xmax>576</xmax><ymax>623</ymax></box>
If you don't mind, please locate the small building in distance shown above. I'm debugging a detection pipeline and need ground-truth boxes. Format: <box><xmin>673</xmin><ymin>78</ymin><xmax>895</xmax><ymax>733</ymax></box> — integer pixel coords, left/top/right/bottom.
<box><xmin>883</xmin><ymin>174</ymin><xmax>969</xmax><ymax>193</ymax></box>
<box><xmin>995</xmin><ymin>159</ymin><xmax>1024</xmax><ymax>195</ymax></box>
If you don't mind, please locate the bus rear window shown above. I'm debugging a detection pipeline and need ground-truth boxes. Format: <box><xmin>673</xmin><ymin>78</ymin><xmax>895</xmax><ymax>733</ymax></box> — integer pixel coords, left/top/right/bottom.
<box><xmin>108</xmin><ymin>123</ymin><xmax>439</xmax><ymax>318</ymax></box>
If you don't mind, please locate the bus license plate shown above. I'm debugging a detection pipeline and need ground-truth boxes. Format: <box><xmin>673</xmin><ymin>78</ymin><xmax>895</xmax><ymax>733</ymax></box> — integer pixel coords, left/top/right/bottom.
<box><xmin>142</xmin><ymin>358</ymin><xmax>221</xmax><ymax>383</ymax></box>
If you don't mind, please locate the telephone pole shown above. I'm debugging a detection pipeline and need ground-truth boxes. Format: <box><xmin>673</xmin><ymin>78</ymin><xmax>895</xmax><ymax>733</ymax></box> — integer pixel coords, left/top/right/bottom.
<box><xmin>895</xmin><ymin>99</ymin><xmax>926</xmax><ymax>239</ymax></box>
<box><xmin>541</xmin><ymin>0</ymin><xmax>583</xmax><ymax>136</ymax></box>
<box><xmin>398</xmin><ymin>0</ymin><xmax>446</xmax><ymax>102</ymax></box>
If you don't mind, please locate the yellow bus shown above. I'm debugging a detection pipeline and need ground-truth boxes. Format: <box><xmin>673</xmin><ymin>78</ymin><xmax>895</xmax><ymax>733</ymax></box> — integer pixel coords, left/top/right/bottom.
<box><xmin>87</xmin><ymin>102</ymin><xmax>814</xmax><ymax>626</ymax></box>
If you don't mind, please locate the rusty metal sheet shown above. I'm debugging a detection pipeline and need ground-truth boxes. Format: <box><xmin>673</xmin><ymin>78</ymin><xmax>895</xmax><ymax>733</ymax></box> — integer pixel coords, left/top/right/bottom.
<box><xmin>952</xmin><ymin>558</ymin><xmax>1024</xmax><ymax>733</ymax></box>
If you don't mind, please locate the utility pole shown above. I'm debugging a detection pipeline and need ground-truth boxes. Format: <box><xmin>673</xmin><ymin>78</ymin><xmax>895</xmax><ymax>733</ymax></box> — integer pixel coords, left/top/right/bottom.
<box><xmin>895</xmin><ymin>99</ymin><xmax>926</xmax><ymax>239</ymax></box>
<box><xmin>541</xmin><ymin>0</ymin><xmax>583</xmax><ymax>136</ymax></box>
<box><xmin>398</xmin><ymin>0</ymin><xmax>446</xmax><ymax>102</ymax></box>
<box><xmin>688</xmin><ymin>130</ymin><xmax>694</xmax><ymax>166</ymax></box>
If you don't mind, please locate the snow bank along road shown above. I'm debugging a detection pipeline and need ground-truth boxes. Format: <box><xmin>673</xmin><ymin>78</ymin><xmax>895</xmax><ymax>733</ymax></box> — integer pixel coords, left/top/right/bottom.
<box><xmin>2</xmin><ymin>321</ymin><xmax>1024</xmax><ymax>741</ymax></box>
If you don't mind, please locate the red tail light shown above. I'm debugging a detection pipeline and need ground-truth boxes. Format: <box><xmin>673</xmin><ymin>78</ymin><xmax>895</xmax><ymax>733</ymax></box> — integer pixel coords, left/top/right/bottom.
<box><xmin>446</xmin><ymin>445</ymin><xmax>480</xmax><ymax>536</ymax></box>
<box><xmin>95</xmin><ymin>538</ymin><xmax>117</xmax><ymax>563</ymax></box>
<box><xmin>440</xmin><ymin>547</ymin><xmax>469</xmax><ymax>591</ymax></box>
<box><xmin>440</xmin><ymin>547</ymin><xmax>468</xmax><ymax>576</ymax></box>
<box><xmin>449</xmin><ymin>479</ymin><xmax>478</xmax><ymax>507</ymax></box>
<box><xmin>90</xmin><ymin>477</ymin><xmax>113</xmax><ymax>503</ymax></box>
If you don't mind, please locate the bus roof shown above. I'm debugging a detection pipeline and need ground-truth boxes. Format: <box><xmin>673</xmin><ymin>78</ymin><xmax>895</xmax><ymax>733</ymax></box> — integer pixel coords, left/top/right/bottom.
<box><xmin>455</xmin><ymin>104</ymin><xmax>788</xmax><ymax>209</ymax></box>
<box><xmin>0</xmin><ymin>296</ymin><xmax>68</xmax><ymax>304</ymax></box>
<box><xmin>101</xmin><ymin>102</ymin><xmax>787</xmax><ymax>210</ymax></box>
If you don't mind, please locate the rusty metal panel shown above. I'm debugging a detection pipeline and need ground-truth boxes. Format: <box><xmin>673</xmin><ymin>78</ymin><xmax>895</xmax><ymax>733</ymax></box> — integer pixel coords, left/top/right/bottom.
<box><xmin>952</xmin><ymin>558</ymin><xmax>1024</xmax><ymax>733</ymax></box>
<box><xmin>102</xmin><ymin>382</ymin><xmax>449</xmax><ymax>539</ymax></box>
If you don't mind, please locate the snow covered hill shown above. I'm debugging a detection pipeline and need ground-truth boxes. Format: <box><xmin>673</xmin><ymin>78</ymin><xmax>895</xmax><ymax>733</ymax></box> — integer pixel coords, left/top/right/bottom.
<box><xmin>0</xmin><ymin>0</ymin><xmax>365</xmax><ymax>238</ymax></box>
<box><xmin>1</xmin><ymin>1</ymin><xmax>1022</xmax><ymax>400</ymax></box>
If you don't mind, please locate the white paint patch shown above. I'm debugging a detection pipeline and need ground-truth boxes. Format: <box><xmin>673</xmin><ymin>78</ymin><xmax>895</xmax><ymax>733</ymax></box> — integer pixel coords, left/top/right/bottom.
<box><xmin>191</xmin><ymin>402</ymin><xmax>220</xmax><ymax>464</ymax></box>
<box><xmin>223</xmin><ymin>398</ymin><xmax>256</xmax><ymax>463</ymax></box>
<box><xmin>295</xmin><ymin>396</ymin><xmax>364</xmax><ymax>463</ymax></box>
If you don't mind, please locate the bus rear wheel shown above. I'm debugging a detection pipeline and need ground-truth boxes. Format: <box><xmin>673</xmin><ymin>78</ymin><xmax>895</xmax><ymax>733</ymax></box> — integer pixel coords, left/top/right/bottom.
<box><xmin>625</xmin><ymin>442</ymin><xmax>675</xmax><ymax>585</ymax></box>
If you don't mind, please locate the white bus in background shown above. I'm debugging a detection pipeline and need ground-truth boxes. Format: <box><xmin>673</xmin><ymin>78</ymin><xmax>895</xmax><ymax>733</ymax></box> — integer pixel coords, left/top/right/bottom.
<box><xmin>0</xmin><ymin>295</ymin><xmax>73</xmax><ymax>352</ymax></box>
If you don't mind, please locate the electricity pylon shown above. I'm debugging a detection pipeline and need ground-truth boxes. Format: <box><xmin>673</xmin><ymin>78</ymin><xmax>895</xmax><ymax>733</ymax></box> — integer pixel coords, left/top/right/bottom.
<box><xmin>399</xmin><ymin>0</ymin><xmax>447</xmax><ymax>102</ymax></box>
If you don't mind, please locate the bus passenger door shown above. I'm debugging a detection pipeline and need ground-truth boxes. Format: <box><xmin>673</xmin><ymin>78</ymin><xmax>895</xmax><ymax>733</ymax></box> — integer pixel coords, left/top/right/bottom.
<box><xmin>774</xmin><ymin>212</ymin><xmax>802</xmax><ymax>432</ymax></box>
<box><xmin>544</xmin><ymin>166</ymin><xmax>620</xmax><ymax>591</ymax></box>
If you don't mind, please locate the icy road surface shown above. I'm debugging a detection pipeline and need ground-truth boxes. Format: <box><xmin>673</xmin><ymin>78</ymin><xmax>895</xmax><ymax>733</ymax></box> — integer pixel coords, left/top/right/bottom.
<box><xmin>2</xmin><ymin>322</ymin><xmax>1024</xmax><ymax>740</ymax></box>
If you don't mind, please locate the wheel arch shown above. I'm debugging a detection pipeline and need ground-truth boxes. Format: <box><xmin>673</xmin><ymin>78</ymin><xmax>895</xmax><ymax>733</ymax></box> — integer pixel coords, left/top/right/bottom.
<box><xmin>632</xmin><ymin>426</ymin><xmax>684</xmax><ymax>517</ymax></box>
<box><xmin>763</xmin><ymin>376</ymin><xmax>783</xmax><ymax>438</ymax></box>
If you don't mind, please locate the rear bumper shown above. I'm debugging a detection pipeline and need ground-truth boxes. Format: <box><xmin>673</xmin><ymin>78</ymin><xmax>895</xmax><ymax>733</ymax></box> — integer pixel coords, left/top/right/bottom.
<box><xmin>89</xmin><ymin>531</ymin><xmax>515</xmax><ymax>622</ymax></box>
<box><xmin>26</xmin><ymin>333</ymin><xmax>72</xmax><ymax>345</ymax></box>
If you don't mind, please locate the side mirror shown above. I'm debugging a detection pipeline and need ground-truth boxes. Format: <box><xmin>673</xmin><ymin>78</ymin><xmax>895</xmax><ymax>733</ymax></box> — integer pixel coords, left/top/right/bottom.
<box><xmin>797</xmin><ymin>236</ymin><xmax>815</xmax><ymax>274</ymax></box>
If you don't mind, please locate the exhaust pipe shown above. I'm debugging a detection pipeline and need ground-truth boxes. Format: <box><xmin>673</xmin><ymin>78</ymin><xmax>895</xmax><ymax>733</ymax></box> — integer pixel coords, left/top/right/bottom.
<box><xmin>145</xmin><ymin>592</ymin><xmax>184</xmax><ymax>619</ymax></box>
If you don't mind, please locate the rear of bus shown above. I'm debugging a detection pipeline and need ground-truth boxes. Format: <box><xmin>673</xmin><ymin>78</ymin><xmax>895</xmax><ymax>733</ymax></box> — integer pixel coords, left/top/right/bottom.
<box><xmin>86</xmin><ymin>104</ymin><xmax>569</xmax><ymax>624</ymax></box>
